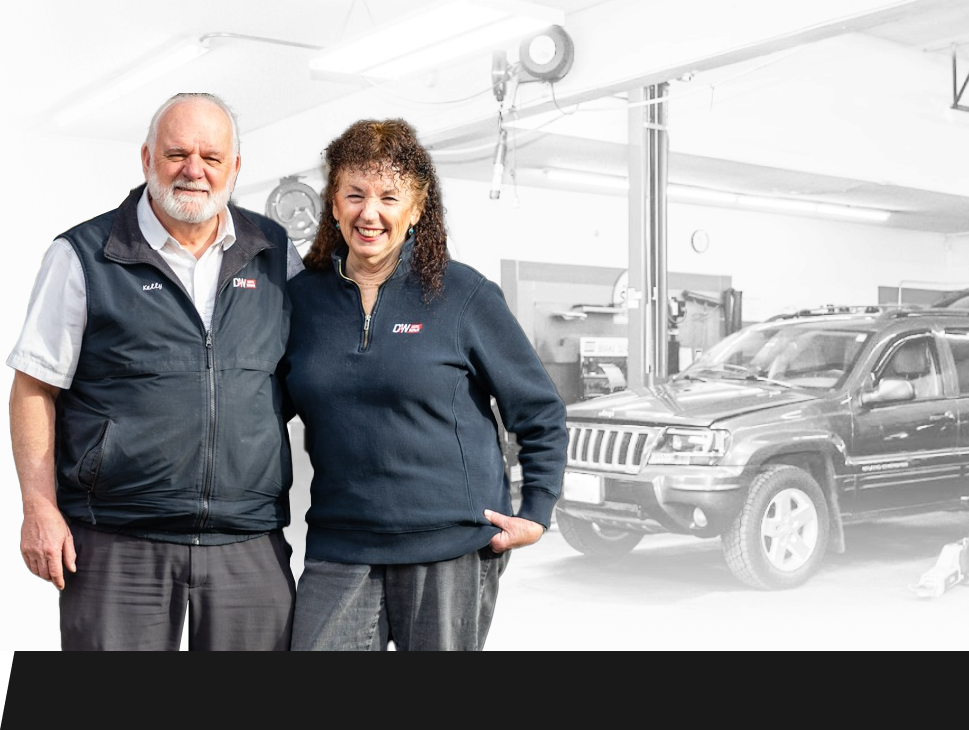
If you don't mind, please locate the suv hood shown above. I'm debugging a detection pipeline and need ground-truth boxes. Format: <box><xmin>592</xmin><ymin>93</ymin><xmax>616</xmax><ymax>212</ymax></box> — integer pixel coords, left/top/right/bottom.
<box><xmin>566</xmin><ymin>378</ymin><xmax>818</xmax><ymax>427</ymax></box>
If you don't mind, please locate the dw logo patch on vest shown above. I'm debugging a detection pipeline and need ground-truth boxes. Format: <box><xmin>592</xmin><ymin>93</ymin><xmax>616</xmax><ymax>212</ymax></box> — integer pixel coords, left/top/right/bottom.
<box><xmin>233</xmin><ymin>278</ymin><xmax>257</xmax><ymax>289</ymax></box>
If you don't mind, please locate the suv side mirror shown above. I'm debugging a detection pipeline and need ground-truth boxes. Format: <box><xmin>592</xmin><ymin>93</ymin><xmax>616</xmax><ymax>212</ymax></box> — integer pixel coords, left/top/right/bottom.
<box><xmin>860</xmin><ymin>378</ymin><xmax>916</xmax><ymax>407</ymax></box>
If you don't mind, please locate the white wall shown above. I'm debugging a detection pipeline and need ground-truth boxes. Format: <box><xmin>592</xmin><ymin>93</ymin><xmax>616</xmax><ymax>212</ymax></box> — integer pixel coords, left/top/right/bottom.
<box><xmin>4</xmin><ymin>116</ymin><xmax>969</xmax><ymax>652</ymax></box>
<box><xmin>0</xmin><ymin>133</ymin><xmax>144</xmax><ymax>652</ymax></box>
<box><xmin>408</xmin><ymin>176</ymin><xmax>967</xmax><ymax>321</ymax></box>
<box><xmin>240</xmin><ymin>173</ymin><xmax>968</xmax><ymax>315</ymax></box>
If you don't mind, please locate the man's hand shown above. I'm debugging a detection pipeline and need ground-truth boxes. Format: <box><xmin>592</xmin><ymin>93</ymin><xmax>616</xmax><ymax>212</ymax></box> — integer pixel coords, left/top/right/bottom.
<box><xmin>484</xmin><ymin>509</ymin><xmax>546</xmax><ymax>553</ymax></box>
<box><xmin>10</xmin><ymin>370</ymin><xmax>73</xmax><ymax>590</ymax></box>
<box><xmin>21</xmin><ymin>501</ymin><xmax>76</xmax><ymax>590</ymax></box>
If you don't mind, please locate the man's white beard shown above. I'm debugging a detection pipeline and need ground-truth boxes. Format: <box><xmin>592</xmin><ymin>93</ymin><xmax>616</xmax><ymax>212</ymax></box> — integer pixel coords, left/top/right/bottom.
<box><xmin>147</xmin><ymin>167</ymin><xmax>235</xmax><ymax>224</ymax></box>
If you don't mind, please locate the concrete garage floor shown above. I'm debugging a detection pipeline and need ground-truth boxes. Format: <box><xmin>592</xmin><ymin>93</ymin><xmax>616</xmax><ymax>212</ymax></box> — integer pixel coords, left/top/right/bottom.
<box><xmin>483</xmin><ymin>510</ymin><xmax>969</xmax><ymax>651</ymax></box>
<box><xmin>288</xmin><ymin>426</ymin><xmax>969</xmax><ymax>651</ymax></box>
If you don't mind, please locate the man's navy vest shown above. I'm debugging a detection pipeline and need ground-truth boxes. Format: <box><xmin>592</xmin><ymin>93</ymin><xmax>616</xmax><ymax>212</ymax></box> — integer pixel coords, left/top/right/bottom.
<box><xmin>54</xmin><ymin>184</ymin><xmax>293</xmax><ymax>545</ymax></box>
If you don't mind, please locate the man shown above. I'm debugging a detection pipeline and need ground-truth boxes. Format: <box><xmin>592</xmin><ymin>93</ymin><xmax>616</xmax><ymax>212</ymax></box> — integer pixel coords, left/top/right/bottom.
<box><xmin>8</xmin><ymin>92</ymin><xmax>303</xmax><ymax>650</ymax></box>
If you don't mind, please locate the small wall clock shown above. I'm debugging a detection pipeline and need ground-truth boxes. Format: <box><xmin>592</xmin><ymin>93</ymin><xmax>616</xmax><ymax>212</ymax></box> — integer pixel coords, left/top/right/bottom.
<box><xmin>691</xmin><ymin>229</ymin><xmax>710</xmax><ymax>253</ymax></box>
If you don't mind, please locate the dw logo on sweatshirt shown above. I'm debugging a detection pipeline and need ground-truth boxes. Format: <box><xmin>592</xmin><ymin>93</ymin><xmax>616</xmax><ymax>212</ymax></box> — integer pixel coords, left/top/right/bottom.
<box><xmin>392</xmin><ymin>323</ymin><xmax>424</xmax><ymax>334</ymax></box>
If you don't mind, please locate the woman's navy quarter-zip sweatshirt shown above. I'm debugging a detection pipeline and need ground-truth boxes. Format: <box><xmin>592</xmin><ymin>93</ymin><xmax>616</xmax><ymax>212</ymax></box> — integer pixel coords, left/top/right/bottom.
<box><xmin>282</xmin><ymin>241</ymin><xmax>568</xmax><ymax>565</ymax></box>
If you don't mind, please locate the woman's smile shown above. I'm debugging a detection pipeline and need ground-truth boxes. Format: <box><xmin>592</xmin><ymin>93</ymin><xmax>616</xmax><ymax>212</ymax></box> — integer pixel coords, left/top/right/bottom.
<box><xmin>333</xmin><ymin>166</ymin><xmax>422</xmax><ymax>270</ymax></box>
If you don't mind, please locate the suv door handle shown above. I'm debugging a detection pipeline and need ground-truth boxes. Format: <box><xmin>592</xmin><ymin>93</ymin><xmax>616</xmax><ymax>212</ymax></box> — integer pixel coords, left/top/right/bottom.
<box><xmin>929</xmin><ymin>411</ymin><xmax>956</xmax><ymax>422</ymax></box>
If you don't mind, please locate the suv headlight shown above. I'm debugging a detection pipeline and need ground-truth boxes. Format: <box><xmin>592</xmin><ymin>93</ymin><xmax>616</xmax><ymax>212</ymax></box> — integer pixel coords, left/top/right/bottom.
<box><xmin>647</xmin><ymin>427</ymin><xmax>730</xmax><ymax>466</ymax></box>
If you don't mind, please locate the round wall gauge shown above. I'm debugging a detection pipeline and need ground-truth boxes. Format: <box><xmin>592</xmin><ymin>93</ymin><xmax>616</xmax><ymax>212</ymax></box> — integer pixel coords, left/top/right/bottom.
<box><xmin>265</xmin><ymin>176</ymin><xmax>321</xmax><ymax>244</ymax></box>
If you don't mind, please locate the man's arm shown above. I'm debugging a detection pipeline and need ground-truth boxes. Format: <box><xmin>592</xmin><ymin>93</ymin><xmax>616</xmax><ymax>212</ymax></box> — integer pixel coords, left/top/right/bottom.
<box><xmin>9</xmin><ymin>370</ymin><xmax>75</xmax><ymax>590</ymax></box>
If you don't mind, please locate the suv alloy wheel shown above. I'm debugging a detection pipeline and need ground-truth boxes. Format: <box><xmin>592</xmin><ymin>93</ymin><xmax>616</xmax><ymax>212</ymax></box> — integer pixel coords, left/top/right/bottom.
<box><xmin>722</xmin><ymin>465</ymin><xmax>830</xmax><ymax>590</ymax></box>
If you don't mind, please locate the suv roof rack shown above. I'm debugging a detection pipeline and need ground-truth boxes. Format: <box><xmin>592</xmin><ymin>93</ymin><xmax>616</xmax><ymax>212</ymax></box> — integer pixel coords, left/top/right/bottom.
<box><xmin>767</xmin><ymin>304</ymin><xmax>894</xmax><ymax>321</ymax></box>
<box><xmin>767</xmin><ymin>304</ymin><xmax>969</xmax><ymax>323</ymax></box>
<box><xmin>882</xmin><ymin>307</ymin><xmax>969</xmax><ymax>319</ymax></box>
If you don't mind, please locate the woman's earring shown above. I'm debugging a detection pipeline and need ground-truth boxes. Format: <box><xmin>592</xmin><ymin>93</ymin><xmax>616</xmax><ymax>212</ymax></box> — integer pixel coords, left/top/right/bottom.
<box><xmin>408</xmin><ymin>227</ymin><xmax>415</xmax><ymax>237</ymax></box>
<box><xmin>335</xmin><ymin>221</ymin><xmax>340</xmax><ymax>230</ymax></box>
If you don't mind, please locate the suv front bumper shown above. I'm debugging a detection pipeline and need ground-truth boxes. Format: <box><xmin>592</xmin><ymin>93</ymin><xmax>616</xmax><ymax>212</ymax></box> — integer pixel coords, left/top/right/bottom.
<box><xmin>558</xmin><ymin>465</ymin><xmax>748</xmax><ymax>536</ymax></box>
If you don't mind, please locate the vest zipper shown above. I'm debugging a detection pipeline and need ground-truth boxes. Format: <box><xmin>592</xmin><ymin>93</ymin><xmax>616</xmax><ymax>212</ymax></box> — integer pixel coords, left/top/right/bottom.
<box><xmin>194</xmin><ymin>329</ymin><xmax>216</xmax><ymax>543</ymax></box>
<box><xmin>191</xmin><ymin>253</ymin><xmax>264</xmax><ymax>542</ymax></box>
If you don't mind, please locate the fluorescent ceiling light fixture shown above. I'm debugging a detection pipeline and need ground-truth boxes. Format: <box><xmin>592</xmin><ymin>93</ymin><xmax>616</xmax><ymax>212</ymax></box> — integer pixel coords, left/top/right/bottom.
<box><xmin>55</xmin><ymin>37</ymin><xmax>209</xmax><ymax>126</ymax></box>
<box><xmin>308</xmin><ymin>0</ymin><xmax>564</xmax><ymax>81</ymax></box>
<box><xmin>537</xmin><ymin>169</ymin><xmax>892</xmax><ymax>222</ymax></box>
<box><xmin>735</xmin><ymin>194</ymin><xmax>891</xmax><ymax>221</ymax></box>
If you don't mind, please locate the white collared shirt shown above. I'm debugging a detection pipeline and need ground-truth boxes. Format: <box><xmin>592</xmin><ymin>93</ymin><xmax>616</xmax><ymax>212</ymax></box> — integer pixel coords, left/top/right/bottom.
<box><xmin>7</xmin><ymin>188</ymin><xmax>304</xmax><ymax>389</ymax></box>
<box><xmin>137</xmin><ymin>186</ymin><xmax>235</xmax><ymax>330</ymax></box>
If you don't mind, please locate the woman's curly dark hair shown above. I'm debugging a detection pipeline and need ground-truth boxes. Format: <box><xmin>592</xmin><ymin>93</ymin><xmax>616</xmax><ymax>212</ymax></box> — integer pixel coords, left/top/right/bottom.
<box><xmin>302</xmin><ymin>118</ymin><xmax>449</xmax><ymax>301</ymax></box>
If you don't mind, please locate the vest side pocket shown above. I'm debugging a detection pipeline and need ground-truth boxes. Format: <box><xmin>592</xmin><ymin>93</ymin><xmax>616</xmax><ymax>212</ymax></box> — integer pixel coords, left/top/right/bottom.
<box><xmin>75</xmin><ymin>419</ymin><xmax>111</xmax><ymax>493</ymax></box>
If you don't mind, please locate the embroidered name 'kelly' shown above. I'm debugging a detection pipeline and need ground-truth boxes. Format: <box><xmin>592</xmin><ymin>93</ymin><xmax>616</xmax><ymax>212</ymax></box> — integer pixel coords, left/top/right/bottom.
<box><xmin>143</xmin><ymin>283</ymin><xmax>162</xmax><ymax>292</ymax></box>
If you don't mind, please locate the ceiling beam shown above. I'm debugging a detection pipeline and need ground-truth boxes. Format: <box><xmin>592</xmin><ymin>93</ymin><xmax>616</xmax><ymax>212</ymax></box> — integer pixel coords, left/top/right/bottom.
<box><xmin>239</xmin><ymin>0</ymin><xmax>928</xmax><ymax>189</ymax></box>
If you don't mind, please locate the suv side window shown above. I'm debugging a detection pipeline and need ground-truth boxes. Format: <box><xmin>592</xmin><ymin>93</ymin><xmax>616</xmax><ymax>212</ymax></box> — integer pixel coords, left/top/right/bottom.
<box><xmin>875</xmin><ymin>335</ymin><xmax>943</xmax><ymax>400</ymax></box>
<box><xmin>944</xmin><ymin>329</ymin><xmax>969</xmax><ymax>395</ymax></box>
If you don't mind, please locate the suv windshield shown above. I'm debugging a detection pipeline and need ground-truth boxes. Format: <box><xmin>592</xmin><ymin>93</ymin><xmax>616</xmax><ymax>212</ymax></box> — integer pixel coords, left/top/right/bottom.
<box><xmin>679</xmin><ymin>322</ymin><xmax>872</xmax><ymax>389</ymax></box>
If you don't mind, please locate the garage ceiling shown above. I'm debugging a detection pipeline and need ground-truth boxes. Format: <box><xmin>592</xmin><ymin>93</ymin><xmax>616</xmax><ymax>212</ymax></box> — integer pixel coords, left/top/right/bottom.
<box><xmin>8</xmin><ymin>0</ymin><xmax>969</xmax><ymax>233</ymax></box>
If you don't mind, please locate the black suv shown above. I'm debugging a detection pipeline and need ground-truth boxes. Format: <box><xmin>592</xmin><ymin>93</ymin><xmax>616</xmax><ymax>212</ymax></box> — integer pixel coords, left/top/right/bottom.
<box><xmin>558</xmin><ymin>305</ymin><xmax>969</xmax><ymax>590</ymax></box>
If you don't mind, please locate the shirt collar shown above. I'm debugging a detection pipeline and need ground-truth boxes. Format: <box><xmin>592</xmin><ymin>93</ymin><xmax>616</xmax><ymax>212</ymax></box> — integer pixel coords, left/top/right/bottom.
<box><xmin>137</xmin><ymin>187</ymin><xmax>236</xmax><ymax>252</ymax></box>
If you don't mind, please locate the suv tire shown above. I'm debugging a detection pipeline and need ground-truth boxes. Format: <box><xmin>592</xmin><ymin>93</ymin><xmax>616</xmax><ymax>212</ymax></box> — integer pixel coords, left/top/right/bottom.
<box><xmin>556</xmin><ymin>509</ymin><xmax>644</xmax><ymax>556</ymax></box>
<box><xmin>722</xmin><ymin>465</ymin><xmax>830</xmax><ymax>590</ymax></box>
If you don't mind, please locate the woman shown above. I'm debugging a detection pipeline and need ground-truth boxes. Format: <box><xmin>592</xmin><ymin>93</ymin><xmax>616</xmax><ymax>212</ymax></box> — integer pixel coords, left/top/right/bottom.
<box><xmin>282</xmin><ymin>119</ymin><xmax>568</xmax><ymax>651</ymax></box>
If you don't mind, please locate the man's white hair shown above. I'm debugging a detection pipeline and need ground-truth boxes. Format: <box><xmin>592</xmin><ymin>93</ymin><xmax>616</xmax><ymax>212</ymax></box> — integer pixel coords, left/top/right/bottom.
<box><xmin>145</xmin><ymin>92</ymin><xmax>240</xmax><ymax>157</ymax></box>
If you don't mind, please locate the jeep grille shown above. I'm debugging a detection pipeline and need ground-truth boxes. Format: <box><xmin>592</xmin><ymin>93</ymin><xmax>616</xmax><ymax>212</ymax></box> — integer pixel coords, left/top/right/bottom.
<box><xmin>566</xmin><ymin>423</ymin><xmax>658</xmax><ymax>474</ymax></box>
